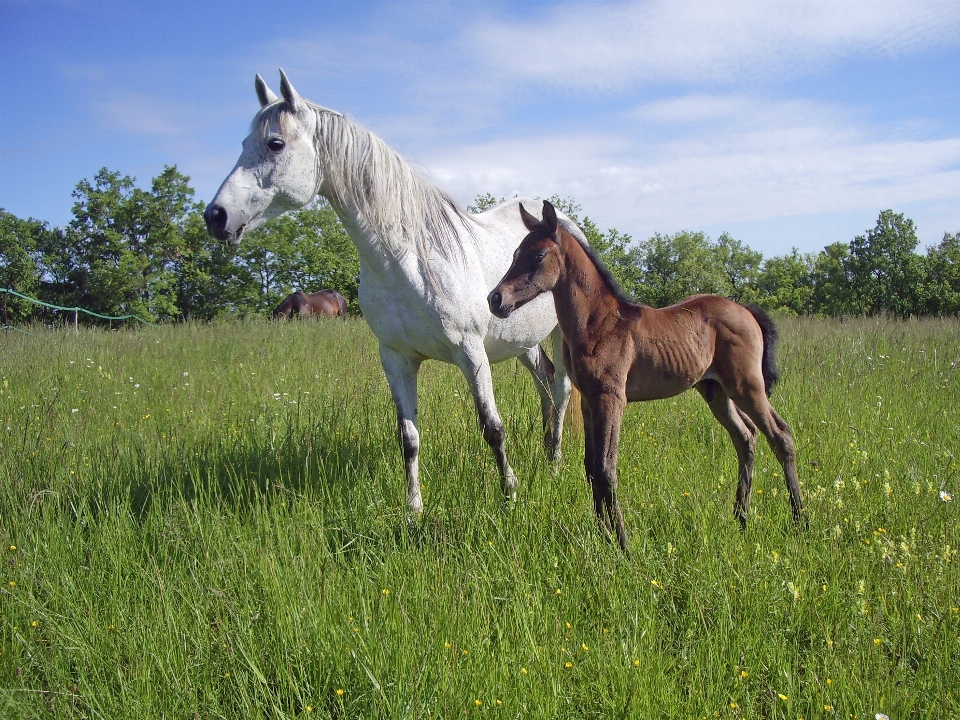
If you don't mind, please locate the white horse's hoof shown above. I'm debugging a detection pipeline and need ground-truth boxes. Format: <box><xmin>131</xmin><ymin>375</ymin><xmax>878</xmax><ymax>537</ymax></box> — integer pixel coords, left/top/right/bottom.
<box><xmin>500</xmin><ymin>469</ymin><xmax>518</xmax><ymax>508</ymax></box>
<box><xmin>406</xmin><ymin>493</ymin><xmax>423</xmax><ymax>522</ymax></box>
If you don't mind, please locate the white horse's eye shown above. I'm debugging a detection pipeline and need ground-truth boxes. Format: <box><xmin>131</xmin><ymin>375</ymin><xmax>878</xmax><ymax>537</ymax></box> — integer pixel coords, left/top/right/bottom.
<box><xmin>266</xmin><ymin>137</ymin><xmax>285</xmax><ymax>152</ymax></box>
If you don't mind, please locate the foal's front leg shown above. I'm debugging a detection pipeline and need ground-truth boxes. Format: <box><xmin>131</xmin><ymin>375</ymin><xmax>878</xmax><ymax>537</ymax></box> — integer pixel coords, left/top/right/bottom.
<box><xmin>584</xmin><ymin>391</ymin><xmax>629</xmax><ymax>551</ymax></box>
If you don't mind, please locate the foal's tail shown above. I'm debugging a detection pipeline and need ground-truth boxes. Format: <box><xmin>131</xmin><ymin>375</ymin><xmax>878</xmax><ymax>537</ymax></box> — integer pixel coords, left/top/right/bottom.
<box><xmin>746</xmin><ymin>305</ymin><xmax>780</xmax><ymax>396</ymax></box>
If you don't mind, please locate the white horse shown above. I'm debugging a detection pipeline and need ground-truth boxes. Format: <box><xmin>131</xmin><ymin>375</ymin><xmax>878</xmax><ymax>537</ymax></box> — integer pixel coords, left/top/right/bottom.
<box><xmin>205</xmin><ymin>70</ymin><xmax>584</xmax><ymax>516</ymax></box>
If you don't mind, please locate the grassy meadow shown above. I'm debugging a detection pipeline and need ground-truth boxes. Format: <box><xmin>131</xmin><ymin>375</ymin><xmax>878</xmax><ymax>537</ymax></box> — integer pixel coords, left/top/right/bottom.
<box><xmin>0</xmin><ymin>315</ymin><xmax>958</xmax><ymax>719</ymax></box>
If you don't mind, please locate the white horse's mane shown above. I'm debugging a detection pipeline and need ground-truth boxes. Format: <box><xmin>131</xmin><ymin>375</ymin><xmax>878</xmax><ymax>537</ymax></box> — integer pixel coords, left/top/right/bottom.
<box><xmin>257</xmin><ymin>100</ymin><xmax>474</xmax><ymax>277</ymax></box>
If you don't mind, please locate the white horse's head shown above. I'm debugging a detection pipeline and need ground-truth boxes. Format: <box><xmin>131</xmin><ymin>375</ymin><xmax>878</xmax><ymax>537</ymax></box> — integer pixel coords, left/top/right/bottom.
<box><xmin>205</xmin><ymin>70</ymin><xmax>327</xmax><ymax>243</ymax></box>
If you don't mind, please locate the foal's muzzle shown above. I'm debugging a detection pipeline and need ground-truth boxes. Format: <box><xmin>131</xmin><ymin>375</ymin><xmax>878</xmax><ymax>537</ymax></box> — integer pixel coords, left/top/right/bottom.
<box><xmin>487</xmin><ymin>289</ymin><xmax>513</xmax><ymax>318</ymax></box>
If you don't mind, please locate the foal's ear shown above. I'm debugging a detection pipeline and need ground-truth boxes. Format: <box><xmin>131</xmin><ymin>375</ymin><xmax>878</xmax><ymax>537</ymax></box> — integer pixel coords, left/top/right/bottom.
<box><xmin>278</xmin><ymin>68</ymin><xmax>303</xmax><ymax>112</ymax></box>
<box><xmin>541</xmin><ymin>200</ymin><xmax>558</xmax><ymax>234</ymax></box>
<box><xmin>519</xmin><ymin>203</ymin><xmax>541</xmax><ymax>232</ymax></box>
<box><xmin>255</xmin><ymin>74</ymin><xmax>279</xmax><ymax>108</ymax></box>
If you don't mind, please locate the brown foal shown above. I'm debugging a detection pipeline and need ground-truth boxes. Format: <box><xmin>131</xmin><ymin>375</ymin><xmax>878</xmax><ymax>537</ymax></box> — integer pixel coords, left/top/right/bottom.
<box><xmin>488</xmin><ymin>201</ymin><xmax>806</xmax><ymax>550</ymax></box>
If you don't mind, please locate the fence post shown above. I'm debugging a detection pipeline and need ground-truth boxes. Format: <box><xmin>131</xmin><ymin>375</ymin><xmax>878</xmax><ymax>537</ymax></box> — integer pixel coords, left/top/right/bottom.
<box><xmin>74</xmin><ymin>309</ymin><xmax>78</xmax><ymax>333</ymax></box>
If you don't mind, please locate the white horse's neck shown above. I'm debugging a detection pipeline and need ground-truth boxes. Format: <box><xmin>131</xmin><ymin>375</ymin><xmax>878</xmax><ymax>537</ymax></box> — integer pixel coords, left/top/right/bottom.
<box><xmin>308</xmin><ymin>105</ymin><xmax>472</xmax><ymax>271</ymax></box>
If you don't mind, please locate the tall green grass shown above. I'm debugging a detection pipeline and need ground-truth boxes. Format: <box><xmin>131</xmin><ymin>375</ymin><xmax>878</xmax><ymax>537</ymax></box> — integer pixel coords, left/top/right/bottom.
<box><xmin>1</xmin><ymin>316</ymin><xmax>958</xmax><ymax>718</ymax></box>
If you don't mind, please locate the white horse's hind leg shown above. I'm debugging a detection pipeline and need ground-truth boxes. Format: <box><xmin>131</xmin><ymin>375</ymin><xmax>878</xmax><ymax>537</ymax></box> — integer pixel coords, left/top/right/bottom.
<box><xmin>518</xmin><ymin>345</ymin><xmax>558</xmax><ymax>459</ymax></box>
<box><xmin>379</xmin><ymin>346</ymin><xmax>424</xmax><ymax>518</ymax></box>
<box><xmin>549</xmin><ymin>326</ymin><xmax>572</xmax><ymax>462</ymax></box>
<box><xmin>455</xmin><ymin>341</ymin><xmax>517</xmax><ymax>503</ymax></box>
<box><xmin>518</xmin><ymin>329</ymin><xmax>570</xmax><ymax>463</ymax></box>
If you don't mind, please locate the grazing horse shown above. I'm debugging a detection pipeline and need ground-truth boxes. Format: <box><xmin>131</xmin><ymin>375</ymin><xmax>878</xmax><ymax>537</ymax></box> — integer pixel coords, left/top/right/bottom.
<box><xmin>273</xmin><ymin>290</ymin><xmax>348</xmax><ymax>319</ymax></box>
<box><xmin>205</xmin><ymin>70</ymin><xmax>580</xmax><ymax>517</ymax></box>
<box><xmin>488</xmin><ymin>201</ymin><xmax>806</xmax><ymax>550</ymax></box>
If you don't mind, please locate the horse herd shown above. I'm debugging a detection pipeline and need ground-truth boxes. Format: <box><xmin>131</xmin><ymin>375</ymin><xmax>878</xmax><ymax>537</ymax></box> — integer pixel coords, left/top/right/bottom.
<box><xmin>205</xmin><ymin>70</ymin><xmax>806</xmax><ymax>551</ymax></box>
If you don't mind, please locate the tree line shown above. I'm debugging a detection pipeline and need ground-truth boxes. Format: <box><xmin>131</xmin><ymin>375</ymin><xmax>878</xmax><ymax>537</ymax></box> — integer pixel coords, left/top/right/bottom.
<box><xmin>2</xmin><ymin>167</ymin><xmax>959</xmax><ymax>327</ymax></box>
<box><xmin>0</xmin><ymin>166</ymin><xmax>359</xmax><ymax>327</ymax></box>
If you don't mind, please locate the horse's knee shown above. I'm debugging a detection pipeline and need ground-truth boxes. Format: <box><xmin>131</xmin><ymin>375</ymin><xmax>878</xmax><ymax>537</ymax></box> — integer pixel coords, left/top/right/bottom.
<box><xmin>482</xmin><ymin>418</ymin><xmax>506</xmax><ymax>448</ymax></box>
<box><xmin>401</xmin><ymin>433</ymin><xmax>418</xmax><ymax>463</ymax></box>
<box><xmin>396</xmin><ymin>418</ymin><xmax>419</xmax><ymax>461</ymax></box>
<box><xmin>772</xmin><ymin>429</ymin><xmax>795</xmax><ymax>464</ymax></box>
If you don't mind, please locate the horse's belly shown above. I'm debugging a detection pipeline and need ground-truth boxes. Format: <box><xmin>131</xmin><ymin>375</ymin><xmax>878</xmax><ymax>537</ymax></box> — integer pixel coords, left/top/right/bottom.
<box><xmin>360</xmin><ymin>297</ymin><xmax>458</xmax><ymax>363</ymax></box>
<box><xmin>358</xmin><ymin>252</ymin><xmax>556</xmax><ymax>365</ymax></box>
<box><xmin>625</xmin><ymin>377</ymin><xmax>692</xmax><ymax>402</ymax></box>
<box><xmin>484</xmin><ymin>293</ymin><xmax>557</xmax><ymax>363</ymax></box>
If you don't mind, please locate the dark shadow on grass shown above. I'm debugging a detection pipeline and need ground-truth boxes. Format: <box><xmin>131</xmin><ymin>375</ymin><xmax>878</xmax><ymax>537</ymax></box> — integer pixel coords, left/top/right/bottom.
<box><xmin>126</xmin><ymin>419</ymin><xmax>379</xmax><ymax>524</ymax></box>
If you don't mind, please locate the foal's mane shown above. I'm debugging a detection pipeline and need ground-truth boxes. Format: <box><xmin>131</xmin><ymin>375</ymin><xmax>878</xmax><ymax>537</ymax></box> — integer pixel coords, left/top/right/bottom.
<box><xmin>256</xmin><ymin>101</ymin><xmax>473</xmax><ymax>280</ymax></box>
<box><xmin>560</xmin><ymin>226</ymin><xmax>640</xmax><ymax>308</ymax></box>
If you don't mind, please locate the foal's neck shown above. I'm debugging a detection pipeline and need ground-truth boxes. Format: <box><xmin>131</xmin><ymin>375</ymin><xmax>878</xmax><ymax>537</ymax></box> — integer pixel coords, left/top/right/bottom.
<box><xmin>554</xmin><ymin>231</ymin><xmax>626</xmax><ymax>341</ymax></box>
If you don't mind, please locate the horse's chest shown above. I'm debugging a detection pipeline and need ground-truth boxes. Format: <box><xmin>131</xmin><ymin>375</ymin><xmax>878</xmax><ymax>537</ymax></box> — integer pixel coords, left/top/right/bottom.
<box><xmin>358</xmin><ymin>264</ymin><xmax>480</xmax><ymax>361</ymax></box>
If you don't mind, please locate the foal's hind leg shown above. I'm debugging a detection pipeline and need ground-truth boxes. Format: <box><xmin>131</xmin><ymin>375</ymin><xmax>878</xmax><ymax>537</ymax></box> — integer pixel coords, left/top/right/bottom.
<box><xmin>730</xmin><ymin>387</ymin><xmax>806</xmax><ymax>527</ymax></box>
<box><xmin>697</xmin><ymin>381</ymin><xmax>758</xmax><ymax>528</ymax></box>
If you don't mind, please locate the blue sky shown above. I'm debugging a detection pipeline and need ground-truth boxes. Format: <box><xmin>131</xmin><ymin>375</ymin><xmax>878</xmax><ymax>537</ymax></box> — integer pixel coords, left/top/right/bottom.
<box><xmin>2</xmin><ymin>0</ymin><xmax>959</xmax><ymax>257</ymax></box>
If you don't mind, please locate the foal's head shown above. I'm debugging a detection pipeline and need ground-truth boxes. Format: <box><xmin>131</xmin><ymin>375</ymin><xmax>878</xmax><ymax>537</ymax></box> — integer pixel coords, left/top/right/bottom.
<box><xmin>488</xmin><ymin>201</ymin><xmax>563</xmax><ymax>318</ymax></box>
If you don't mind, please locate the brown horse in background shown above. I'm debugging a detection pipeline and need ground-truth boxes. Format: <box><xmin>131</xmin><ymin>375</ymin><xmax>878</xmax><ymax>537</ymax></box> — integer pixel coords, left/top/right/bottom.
<box><xmin>488</xmin><ymin>201</ymin><xmax>806</xmax><ymax>551</ymax></box>
<box><xmin>272</xmin><ymin>290</ymin><xmax>348</xmax><ymax>319</ymax></box>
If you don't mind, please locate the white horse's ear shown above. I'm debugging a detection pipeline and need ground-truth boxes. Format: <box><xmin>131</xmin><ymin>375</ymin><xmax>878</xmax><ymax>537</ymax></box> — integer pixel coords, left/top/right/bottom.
<box><xmin>278</xmin><ymin>68</ymin><xmax>302</xmax><ymax>112</ymax></box>
<box><xmin>255</xmin><ymin>74</ymin><xmax>279</xmax><ymax>107</ymax></box>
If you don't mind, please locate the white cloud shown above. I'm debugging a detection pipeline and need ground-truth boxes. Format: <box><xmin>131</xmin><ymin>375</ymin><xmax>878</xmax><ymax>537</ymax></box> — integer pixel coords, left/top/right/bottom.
<box><xmin>44</xmin><ymin>1</ymin><xmax>959</xmax><ymax>251</ymax></box>
<box><xmin>416</xmin><ymin>91</ymin><xmax>960</xmax><ymax>252</ymax></box>
<box><xmin>467</xmin><ymin>0</ymin><xmax>960</xmax><ymax>89</ymax></box>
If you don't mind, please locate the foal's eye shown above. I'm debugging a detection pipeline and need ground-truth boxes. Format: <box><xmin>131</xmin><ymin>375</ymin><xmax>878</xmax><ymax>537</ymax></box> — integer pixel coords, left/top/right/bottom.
<box><xmin>266</xmin><ymin>137</ymin><xmax>285</xmax><ymax>152</ymax></box>
<box><xmin>534</xmin><ymin>250</ymin><xmax>547</xmax><ymax>264</ymax></box>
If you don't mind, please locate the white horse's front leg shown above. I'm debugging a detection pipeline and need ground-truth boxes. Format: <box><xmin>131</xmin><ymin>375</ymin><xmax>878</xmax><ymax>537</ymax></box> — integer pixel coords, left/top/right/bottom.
<box><xmin>456</xmin><ymin>342</ymin><xmax>517</xmax><ymax>504</ymax></box>
<box><xmin>379</xmin><ymin>345</ymin><xmax>424</xmax><ymax>518</ymax></box>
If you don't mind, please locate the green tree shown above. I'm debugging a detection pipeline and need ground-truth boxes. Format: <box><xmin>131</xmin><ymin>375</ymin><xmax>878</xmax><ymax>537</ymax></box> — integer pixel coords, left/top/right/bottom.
<box><xmin>0</xmin><ymin>210</ymin><xmax>49</xmax><ymax>323</ymax></box>
<box><xmin>226</xmin><ymin>200</ymin><xmax>360</xmax><ymax>315</ymax></box>
<box><xmin>754</xmin><ymin>249</ymin><xmax>815</xmax><ymax>316</ymax></box>
<box><xmin>810</xmin><ymin>242</ymin><xmax>853</xmax><ymax>316</ymax></box>
<box><xmin>631</xmin><ymin>230</ymin><xmax>728</xmax><ymax>307</ymax></box>
<box><xmin>47</xmin><ymin>166</ymin><xmax>212</xmax><ymax>324</ymax></box>
<box><xmin>846</xmin><ymin>209</ymin><xmax>922</xmax><ymax>317</ymax></box>
<box><xmin>467</xmin><ymin>193</ymin><xmax>506</xmax><ymax>213</ymax></box>
<box><xmin>714</xmin><ymin>232</ymin><xmax>763</xmax><ymax>304</ymax></box>
<box><xmin>140</xmin><ymin>166</ymin><xmax>220</xmax><ymax>321</ymax></box>
<box><xmin>919</xmin><ymin>232</ymin><xmax>960</xmax><ymax>315</ymax></box>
